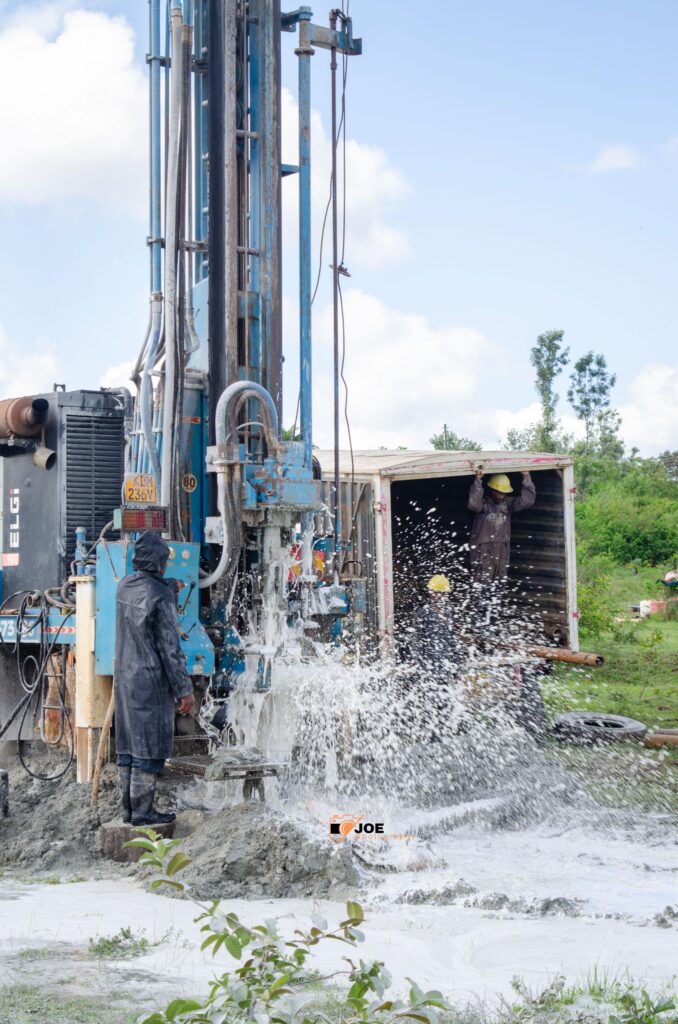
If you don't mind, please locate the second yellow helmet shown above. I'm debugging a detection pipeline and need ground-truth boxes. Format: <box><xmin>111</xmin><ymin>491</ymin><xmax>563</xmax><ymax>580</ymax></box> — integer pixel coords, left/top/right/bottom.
<box><xmin>427</xmin><ymin>574</ymin><xmax>452</xmax><ymax>593</ymax></box>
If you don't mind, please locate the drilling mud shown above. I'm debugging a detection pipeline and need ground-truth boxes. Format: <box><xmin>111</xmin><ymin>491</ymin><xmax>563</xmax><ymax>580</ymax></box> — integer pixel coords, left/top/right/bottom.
<box><xmin>0</xmin><ymin>760</ymin><xmax>361</xmax><ymax>898</ymax></box>
<box><xmin>2</xmin><ymin>660</ymin><xmax>678</xmax><ymax>924</ymax></box>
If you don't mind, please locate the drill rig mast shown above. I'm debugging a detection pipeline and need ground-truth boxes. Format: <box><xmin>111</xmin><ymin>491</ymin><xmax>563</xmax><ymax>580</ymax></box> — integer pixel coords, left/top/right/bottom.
<box><xmin>0</xmin><ymin>1</ymin><xmax>361</xmax><ymax>781</ymax></box>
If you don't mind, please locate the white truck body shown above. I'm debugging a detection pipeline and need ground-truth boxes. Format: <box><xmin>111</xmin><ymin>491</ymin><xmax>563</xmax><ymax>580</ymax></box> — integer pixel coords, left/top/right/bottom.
<box><xmin>316</xmin><ymin>449</ymin><xmax>579</xmax><ymax>654</ymax></box>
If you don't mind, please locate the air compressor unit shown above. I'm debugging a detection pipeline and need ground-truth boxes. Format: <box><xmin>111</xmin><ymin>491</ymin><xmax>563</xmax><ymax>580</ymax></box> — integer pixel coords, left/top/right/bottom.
<box><xmin>1</xmin><ymin>389</ymin><xmax>127</xmax><ymax>597</ymax></box>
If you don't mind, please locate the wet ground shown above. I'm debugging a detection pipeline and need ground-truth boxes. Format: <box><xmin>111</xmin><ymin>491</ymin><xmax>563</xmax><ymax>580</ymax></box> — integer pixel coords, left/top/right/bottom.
<box><xmin>1</xmin><ymin>877</ymin><xmax>677</xmax><ymax>1012</ymax></box>
<box><xmin>2</xmin><ymin>679</ymin><xmax>677</xmax><ymax>1013</ymax></box>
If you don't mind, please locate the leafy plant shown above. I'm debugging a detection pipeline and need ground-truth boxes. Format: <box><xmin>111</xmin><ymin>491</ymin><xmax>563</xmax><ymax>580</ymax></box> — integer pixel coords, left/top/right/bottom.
<box><xmin>610</xmin><ymin>984</ymin><xmax>676</xmax><ymax>1024</ymax></box>
<box><xmin>88</xmin><ymin>925</ymin><xmax>157</xmax><ymax>960</ymax></box>
<box><xmin>576</xmin><ymin>576</ymin><xmax>616</xmax><ymax>640</ymax></box>
<box><xmin>127</xmin><ymin>831</ymin><xmax>452</xmax><ymax>1024</ymax></box>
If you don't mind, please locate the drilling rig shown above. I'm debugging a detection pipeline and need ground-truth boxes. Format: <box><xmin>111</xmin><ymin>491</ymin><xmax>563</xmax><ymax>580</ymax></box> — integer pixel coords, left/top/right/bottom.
<box><xmin>0</xmin><ymin>1</ymin><xmax>361</xmax><ymax>783</ymax></box>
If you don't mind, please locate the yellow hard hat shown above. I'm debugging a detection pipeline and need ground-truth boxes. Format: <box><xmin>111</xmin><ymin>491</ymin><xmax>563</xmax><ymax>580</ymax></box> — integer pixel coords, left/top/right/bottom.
<box><xmin>427</xmin><ymin>574</ymin><xmax>452</xmax><ymax>593</ymax></box>
<box><xmin>486</xmin><ymin>473</ymin><xmax>513</xmax><ymax>494</ymax></box>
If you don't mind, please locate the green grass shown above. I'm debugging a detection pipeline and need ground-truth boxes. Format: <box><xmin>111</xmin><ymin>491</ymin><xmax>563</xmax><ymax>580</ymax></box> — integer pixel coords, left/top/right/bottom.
<box><xmin>14</xmin><ymin>947</ymin><xmax>56</xmax><ymax>961</ymax></box>
<box><xmin>545</xmin><ymin>739</ymin><xmax>678</xmax><ymax>813</ymax></box>
<box><xmin>0</xmin><ymin>986</ymin><xmax>136</xmax><ymax>1024</ymax></box>
<box><xmin>543</xmin><ymin>563</ymin><xmax>678</xmax><ymax>731</ymax></box>
<box><xmin>500</xmin><ymin>973</ymin><xmax>678</xmax><ymax>1023</ymax></box>
<box><xmin>541</xmin><ymin>564</ymin><xmax>678</xmax><ymax>813</ymax></box>
<box><xmin>88</xmin><ymin>925</ymin><xmax>159</xmax><ymax>960</ymax></box>
<box><xmin>543</xmin><ymin>620</ymin><xmax>678</xmax><ymax>731</ymax></box>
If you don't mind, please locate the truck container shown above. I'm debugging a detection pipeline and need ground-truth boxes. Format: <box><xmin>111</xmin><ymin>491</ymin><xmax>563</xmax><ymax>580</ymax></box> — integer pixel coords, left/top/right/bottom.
<box><xmin>317</xmin><ymin>449</ymin><xmax>579</xmax><ymax>656</ymax></box>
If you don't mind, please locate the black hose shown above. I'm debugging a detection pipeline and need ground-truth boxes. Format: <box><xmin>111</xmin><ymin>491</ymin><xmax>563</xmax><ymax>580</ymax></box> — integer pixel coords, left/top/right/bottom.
<box><xmin>0</xmin><ymin>690</ymin><xmax>31</xmax><ymax>740</ymax></box>
<box><xmin>16</xmin><ymin>611</ymin><xmax>75</xmax><ymax>782</ymax></box>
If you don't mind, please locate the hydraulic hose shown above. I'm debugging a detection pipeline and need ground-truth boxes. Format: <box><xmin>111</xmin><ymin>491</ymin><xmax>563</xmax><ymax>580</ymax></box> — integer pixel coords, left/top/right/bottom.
<box><xmin>198</xmin><ymin>382</ymin><xmax>280</xmax><ymax>590</ymax></box>
<box><xmin>130</xmin><ymin>311</ymin><xmax>151</xmax><ymax>386</ymax></box>
<box><xmin>215</xmin><ymin>381</ymin><xmax>280</xmax><ymax>450</ymax></box>
<box><xmin>160</xmin><ymin>1</ymin><xmax>185</xmax><ymax>512</ymax></box>
<box><xmin>140</xmin><ymin>296</ymin><xmax>163</xmax><ymax>482</ymax></box>
<box><xmin>198</xmin><ymin>475</ymin><xmax>232</xmax><ymax>590</ymax></box>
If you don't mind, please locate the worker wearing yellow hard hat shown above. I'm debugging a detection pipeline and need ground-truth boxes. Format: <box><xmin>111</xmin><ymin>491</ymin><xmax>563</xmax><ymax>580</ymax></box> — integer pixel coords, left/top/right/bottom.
<box><xmin>409</xmin><ymin>572</ymin><xmax>460</xmax><ymax>677</ymax></box>
<box><xmin>467</xmin><ymin>468</ymin><xmax>536</xmax><ymax>584</ymax></box>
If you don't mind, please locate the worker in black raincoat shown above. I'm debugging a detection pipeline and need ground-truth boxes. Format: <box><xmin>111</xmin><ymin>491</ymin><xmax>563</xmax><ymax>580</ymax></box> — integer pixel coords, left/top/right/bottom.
<box><xmin>409</xmin><ymin>574</ymin><xmax>462</xmax><ymax>740</ymax></box>
<box><xmin>115</xmin><ymin>531</ymin><xmax>195</xmax><ymax>826</ymax></box>
<box><xmin>410</xmin><ymin>574</ymin><xmax>460</xmax><ymax>672</ymax></box>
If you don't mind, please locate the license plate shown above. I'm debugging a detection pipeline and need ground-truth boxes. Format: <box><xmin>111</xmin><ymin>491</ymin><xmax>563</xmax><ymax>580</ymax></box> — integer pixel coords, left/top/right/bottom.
<box><xmin>124</xmin><ymin>473</ymin><xmax>158</xmax><ymax>505</ymax></box>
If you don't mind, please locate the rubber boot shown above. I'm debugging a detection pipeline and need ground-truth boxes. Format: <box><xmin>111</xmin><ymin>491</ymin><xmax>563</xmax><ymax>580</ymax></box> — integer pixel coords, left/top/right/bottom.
<box><xmin>130</xmin><ymin>768</ymin><xmax>175</xmax><ymax>826</ymax></box>
<box><xmin>118</xmin><ymin>765</ymin><xmax>132</xmax><ymax>824</ymax></box>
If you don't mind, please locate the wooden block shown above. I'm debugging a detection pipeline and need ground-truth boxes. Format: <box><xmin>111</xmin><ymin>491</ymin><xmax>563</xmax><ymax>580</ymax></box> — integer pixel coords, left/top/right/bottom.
<box><xmin>100</xmin><ymin>821</ymin><xmax>175</xmax><ymax>863</ymax></box>
<box><xmin>76</xmin><ymin>726</ymin><xmax>104</xmax><ymax>784</ymax></box>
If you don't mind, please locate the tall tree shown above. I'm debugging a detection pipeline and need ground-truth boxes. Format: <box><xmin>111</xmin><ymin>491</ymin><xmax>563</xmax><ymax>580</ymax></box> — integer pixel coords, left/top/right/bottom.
<box><xmin>567</xmin><ymin>351</ymin><xmax>616</xmax><ymax>449</ymax></box>
<box><xmin>530</xmin><ymin>330</ymin><xmax>569</xmax><ymax>451</ymax></box>
<box><xmin>430</xmin><ymin>425</ymin><xmax>482</xmax><ymax>451</ymax></box>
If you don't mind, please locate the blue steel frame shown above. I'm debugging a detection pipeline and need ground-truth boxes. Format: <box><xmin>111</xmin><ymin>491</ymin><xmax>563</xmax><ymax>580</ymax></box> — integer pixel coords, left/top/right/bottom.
<box><xmin>0</xmin><ymin>4</ymin><xmax>361</xmax><ymax>671</ymax></box>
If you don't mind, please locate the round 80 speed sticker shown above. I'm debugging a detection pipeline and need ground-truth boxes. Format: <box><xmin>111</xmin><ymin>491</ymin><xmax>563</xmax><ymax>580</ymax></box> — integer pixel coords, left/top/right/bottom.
<box><xmin>181</xmin><ymin>473</ymin><xmax>198</xmax><ymax>493</ymax></box>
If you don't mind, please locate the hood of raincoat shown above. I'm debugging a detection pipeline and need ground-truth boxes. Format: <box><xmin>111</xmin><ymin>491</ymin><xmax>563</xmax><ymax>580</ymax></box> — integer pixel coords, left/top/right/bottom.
<box><xmin>132</xmin><ymin>531</ymin><xmax>170</xmax><ymax>576</ymax></box>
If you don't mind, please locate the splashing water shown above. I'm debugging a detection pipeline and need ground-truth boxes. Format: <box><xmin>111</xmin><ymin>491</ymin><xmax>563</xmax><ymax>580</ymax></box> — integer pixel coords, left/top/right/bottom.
<box><xmin>213</xmin><ymin>517</ymin><xmax>678</xmax><ymax>921</ymax></box>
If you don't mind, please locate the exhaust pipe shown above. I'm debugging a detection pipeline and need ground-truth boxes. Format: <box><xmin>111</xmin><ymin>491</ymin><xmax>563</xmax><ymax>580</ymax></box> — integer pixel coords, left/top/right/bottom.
<box><xmin>32</xmin><ymin>445</ymin><xmax>56</xmax><ymax>470</ymax></box>
<box><xmin>0</xmin><ymin>397</ymin><xmax>49</xmax><ymax>439</ymax></box>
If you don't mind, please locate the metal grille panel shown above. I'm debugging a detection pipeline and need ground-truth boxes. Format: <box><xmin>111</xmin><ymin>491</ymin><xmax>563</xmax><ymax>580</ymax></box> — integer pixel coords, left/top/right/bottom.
<box><xmin>65</xmin><ymin>415</ymin><xmax>123</xmax><ymax>564</ymax></box>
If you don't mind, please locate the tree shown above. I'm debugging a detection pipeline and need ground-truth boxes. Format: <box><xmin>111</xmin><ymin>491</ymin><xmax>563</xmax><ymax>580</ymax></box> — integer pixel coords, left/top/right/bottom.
<box><xmin>281</xmin><ymin>427</ymin><xmax>301</xmax><ymax>441</ymax></box>
<box><xmin>529</xmin><ymin>330</ymin><xmax>570</xmax><ymax>451</ymax></box>
<box><xmin>502</xmin><ymin>422</ymin><xmax>573</xmax><ymax>453</ymax></box>
<box><xmin>658</xmin><ymin>451</ymin><xmax>678</xmax><ymax>483</ymax></box>
<box><xmin>594</xmin><ymin>408</ymin><xmax>624</xmax><ymax>461</ymax></box>
<box><xmin>430</xmin><ymin>424</ymin><xmax>482</xmax><ymax>451</ymax></box>
<box><xmin>567</xmin><ymin>351</ymin><xmax>617</xmax><ymax>449</ymax></box>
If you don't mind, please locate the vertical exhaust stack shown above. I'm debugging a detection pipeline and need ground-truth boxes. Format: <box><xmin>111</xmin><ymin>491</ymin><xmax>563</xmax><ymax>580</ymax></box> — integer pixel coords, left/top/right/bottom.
<box><xmin>0</xmin><ymin>396</ymin><xmax>49</xmax><ymax>439</ymax></box>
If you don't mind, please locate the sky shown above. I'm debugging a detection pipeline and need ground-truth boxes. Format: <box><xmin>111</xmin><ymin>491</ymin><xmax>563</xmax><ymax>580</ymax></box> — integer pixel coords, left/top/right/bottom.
<box><xmin>0</xmin><ymin>0</ymin><xmax>676</xmax><ymax>454</ymax></box>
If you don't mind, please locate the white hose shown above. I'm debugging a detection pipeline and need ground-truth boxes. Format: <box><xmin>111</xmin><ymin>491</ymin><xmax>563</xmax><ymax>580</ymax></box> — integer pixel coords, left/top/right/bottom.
<box><xmin>199</xmin><ymin>382</ymin><xmax>280</xmax><ymax>590</ymax></box>
<box><xmin>198</xmin><ymin>475</ymin><xmax>230</xmax><ymax>590</ymax></box>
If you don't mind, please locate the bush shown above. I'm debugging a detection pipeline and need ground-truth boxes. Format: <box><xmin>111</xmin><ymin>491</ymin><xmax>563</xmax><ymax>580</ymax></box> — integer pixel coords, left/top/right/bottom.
<box><xmin>576</xmin><ymin>486</ymin><xmax>678</xmax><ymax>566</ymax></box>
<box><xmin>577</xmin><ymin>577</ymin><xmax>616</xmax><ymax>640</ymax></box>
<box><xmin>127</xmin><ymin>830</ymin><xmax>453</xmax><ymax>1024</ymax></box>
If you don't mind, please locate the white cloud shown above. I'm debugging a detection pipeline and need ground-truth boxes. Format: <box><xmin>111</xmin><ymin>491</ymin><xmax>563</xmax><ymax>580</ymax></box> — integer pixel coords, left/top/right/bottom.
<box><xmin>587</xmin><ymin>144</ymin><xmax>640</xmax><ymax>174</ymax></box>
<box><xmin>619</xmin><ymin>363</ymin><xmax>678</xmax><ymax>454</ymax></box>
<box><xmin>0</xmin><ymin>325</ymin><xmax>60</xmax><ymax>397</ymax></box>
<box><xmin>285</xmin><ymin>288</ymin><xmax>498</xmax><ymax>449</ymax></box>
<box><xmin>4</xmin><ymin>0</ymin><xmax>80</xmax><ymax>36</ymax></box>
<box><xmin>484</xmin><ymin>402</ymin><xmax>583</xmax><ymax>447</ymax></box>
<box><xmin>0</xmin><ymin>10</ymin><xmax>146</xmax><ymax>211</ymax></box>
<box><xmin>99</xmin><ymin>361</ymin><xmax>135</xmax><ymax>390</ymax></box>
<box><xmin>281</xmin><ymin>89</ymin><xmax>410</xmax><ymax>270</ymax></box>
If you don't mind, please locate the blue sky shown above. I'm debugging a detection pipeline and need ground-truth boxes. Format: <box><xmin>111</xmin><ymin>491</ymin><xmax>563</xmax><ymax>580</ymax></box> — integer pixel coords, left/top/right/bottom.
<box><xmin>0</xmin><ymin>0</ymin><xmax>676</xmax><ymax>452</ymax></box>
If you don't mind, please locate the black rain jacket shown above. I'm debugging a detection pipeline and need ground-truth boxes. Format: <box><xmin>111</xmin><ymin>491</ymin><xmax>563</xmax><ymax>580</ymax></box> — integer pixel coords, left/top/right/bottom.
<box><xmin>410</xmin><ymin>601</ymin><xmax>461</xmax><ymax>675</ymax></box>
<box><xmin>114</xmin><ymin>531</ymin><xmax>193</xmax><ymax>761</ymax></box>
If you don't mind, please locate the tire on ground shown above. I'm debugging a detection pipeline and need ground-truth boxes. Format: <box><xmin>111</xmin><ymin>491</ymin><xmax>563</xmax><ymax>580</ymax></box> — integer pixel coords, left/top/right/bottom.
<box><xmin>551</xmin><ymin>711</ymin><xmax>647</xmax><ymax>742</ymax></box>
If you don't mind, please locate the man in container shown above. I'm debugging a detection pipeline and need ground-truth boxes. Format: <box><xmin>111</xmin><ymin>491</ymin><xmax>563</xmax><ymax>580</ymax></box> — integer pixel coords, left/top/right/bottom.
<box><xmin>115</xmin><ymin>531</ymin><xmax>195</xmax><ymax>826</ymax></box>
<box><xmin>467</xmin><ymin>470</ymin><xmax>536</xmax><ymax>586</ymax></box>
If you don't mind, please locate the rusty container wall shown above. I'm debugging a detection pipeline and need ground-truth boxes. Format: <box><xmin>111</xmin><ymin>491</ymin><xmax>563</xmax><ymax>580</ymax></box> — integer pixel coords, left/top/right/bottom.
<box><xmin>507</xmin><ymin>468</ymin><xmax>568</xmax><ymax>641</ymax></box>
